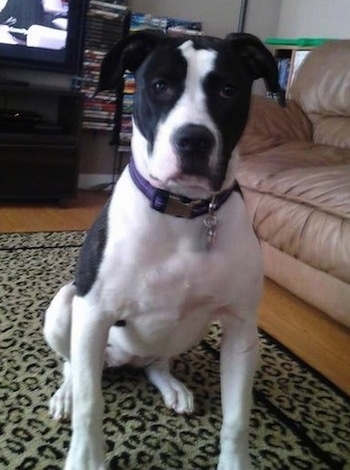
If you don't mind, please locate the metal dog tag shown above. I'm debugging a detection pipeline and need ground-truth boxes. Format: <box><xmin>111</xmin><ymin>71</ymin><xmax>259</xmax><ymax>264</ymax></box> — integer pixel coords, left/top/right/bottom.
<box><xmin>204</xmin><ymin>214</ymin><xmax>218</xmax><ymax>250</ymax></box>
<box><xmin>203</xmin><ymin>198</ymin><xmax>218</xmax><ymax>250</ymax></box>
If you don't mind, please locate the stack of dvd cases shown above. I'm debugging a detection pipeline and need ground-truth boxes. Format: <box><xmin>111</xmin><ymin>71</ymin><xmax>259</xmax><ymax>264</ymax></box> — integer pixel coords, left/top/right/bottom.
<box><xmin>81</xmin><ymin>0</ymin><xmax>129</xmax><ymax>131</ymax></box>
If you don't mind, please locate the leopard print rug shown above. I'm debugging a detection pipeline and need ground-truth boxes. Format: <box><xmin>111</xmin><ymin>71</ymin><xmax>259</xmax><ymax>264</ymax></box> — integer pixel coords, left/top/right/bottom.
<box><xmin>1</xmin><ymin>231</ymin><xmax>349</xmax><ymax>470</ymax></box>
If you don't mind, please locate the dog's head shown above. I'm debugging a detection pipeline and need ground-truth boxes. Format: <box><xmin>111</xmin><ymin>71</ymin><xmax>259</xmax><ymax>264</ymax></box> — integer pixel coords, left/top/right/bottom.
<box><xmin>98</xmin><ymin>31</ymin><xmax>284</xmax><ymax>198</ymax></box>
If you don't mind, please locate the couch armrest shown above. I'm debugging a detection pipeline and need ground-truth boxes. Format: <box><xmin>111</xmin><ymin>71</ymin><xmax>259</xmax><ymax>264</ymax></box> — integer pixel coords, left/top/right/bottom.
<box><xmin>238</xmin><ymin>95</ymin><xmax>313</xmax><ymax>156</ymax></box>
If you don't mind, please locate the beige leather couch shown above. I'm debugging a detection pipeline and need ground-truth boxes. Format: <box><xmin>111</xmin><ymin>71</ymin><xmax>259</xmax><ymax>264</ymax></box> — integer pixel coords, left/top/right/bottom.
<box><xmin>237</xmin><ymin>40</ymin><xmax>350</xmax><ymax>329</ymax></box>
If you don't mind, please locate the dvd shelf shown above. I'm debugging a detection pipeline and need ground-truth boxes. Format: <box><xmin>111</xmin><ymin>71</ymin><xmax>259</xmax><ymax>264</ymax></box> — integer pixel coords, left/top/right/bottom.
<box><xmin>81</xmin><ymin>0</ymin><xmax>129</xmax><ymax>132</ymax></box>
<box><xmin>265</xmin><ymin>39</ymin><xmax>326</xmax><ymax>97</ymax></box>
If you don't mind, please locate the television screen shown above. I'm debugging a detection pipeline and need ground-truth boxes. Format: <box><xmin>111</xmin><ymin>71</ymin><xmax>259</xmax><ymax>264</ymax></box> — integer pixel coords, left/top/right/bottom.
<box><xmin>0</xmin><ymin>0</ymin><xmax>86</xmax><ymax>73</ymax></box>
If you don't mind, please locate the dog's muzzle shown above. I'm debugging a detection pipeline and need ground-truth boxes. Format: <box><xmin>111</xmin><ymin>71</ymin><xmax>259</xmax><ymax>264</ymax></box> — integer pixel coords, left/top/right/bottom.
<box><xmin>172</xmin><ymin>124</ymin><xmax>215</xmax><ymax>173</ymax></box>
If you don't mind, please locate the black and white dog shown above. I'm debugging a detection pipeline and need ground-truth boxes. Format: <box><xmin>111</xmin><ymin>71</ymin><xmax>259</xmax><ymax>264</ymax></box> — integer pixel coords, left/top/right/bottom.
<box><xmin>44</xmin><ymin>31</ymin><xmax>284</xmax><ymax>470</ymax></box>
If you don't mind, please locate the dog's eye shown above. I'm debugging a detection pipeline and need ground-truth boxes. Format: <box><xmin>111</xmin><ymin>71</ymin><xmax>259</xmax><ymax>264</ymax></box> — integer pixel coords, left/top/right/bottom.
<box><xmin>220</xmin><ymin>84</ymin><xmax>237</xmax><ymax>99</ymax></box>
<box><xmin>152</xmin><ymin>79</ymin><xmax>172</xmax><ymax>97</ymax></box>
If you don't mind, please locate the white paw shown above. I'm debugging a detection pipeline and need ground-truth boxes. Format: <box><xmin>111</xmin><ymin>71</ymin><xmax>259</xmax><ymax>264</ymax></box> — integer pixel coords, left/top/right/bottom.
<box><xmin>162</xmin><ymin>378</ymin><xmax>194</xmax><ymax>415</ymax></box>
<box><xmin>65</xmin><ymin>433</ymin><xmax>105</xmax><ymax>470</ymax></box>
<box><xmin>65</xmin><ymin>458</ymin><xmax>105</xmax><ymax>470</ymax></box>
<box><xmin>217</xmin><ymin>450</ymin><xmax>252</xmax><ymax>470</ymax></box>
<box><xmin>49</xmin><ymin>384</ymin><xmax>72</xmax><ymax>421</ymax></box>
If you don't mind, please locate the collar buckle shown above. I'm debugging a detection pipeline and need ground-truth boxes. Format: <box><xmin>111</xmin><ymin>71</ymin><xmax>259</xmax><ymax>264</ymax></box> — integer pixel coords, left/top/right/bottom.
<box><xmin>164</xmin><ymin>194</ymin><xmax>202</xmax><ymax>218</ymax></box>
<box><xmin>129</xmin><ymin>158</ymin><xmax>239</xmax><ymax>219</ymax></box>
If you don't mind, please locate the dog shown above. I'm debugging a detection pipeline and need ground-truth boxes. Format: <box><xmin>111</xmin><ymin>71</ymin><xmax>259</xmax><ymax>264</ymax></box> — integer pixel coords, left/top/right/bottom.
<box><xmin>43</xmin><ymin>30</ymin><xmax>284</xmax><ymax>470</ymax></box>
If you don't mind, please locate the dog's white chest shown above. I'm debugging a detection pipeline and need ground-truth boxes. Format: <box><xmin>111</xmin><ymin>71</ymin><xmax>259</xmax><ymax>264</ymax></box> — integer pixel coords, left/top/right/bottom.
<box><xmin>98</xmin><ymin>242</ymin><xmax>230</xmax><ymax>358</ymax></box>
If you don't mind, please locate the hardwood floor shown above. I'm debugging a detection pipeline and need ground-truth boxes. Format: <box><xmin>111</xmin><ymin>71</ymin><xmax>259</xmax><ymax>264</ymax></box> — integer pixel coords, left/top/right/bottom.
<box><xmin>1</xmin><ymin>191</ymin><xmax>349</xmax><ymax>394</ymax></box>
<box><xmin>0</xmin><ymin>191</ymin><xmax>109</xmax><ymax>233</ymax></box>
<box><xmin>260</xmin><ymin>279</ymin><xmax>350</xmax><ymax>395</ymax></box>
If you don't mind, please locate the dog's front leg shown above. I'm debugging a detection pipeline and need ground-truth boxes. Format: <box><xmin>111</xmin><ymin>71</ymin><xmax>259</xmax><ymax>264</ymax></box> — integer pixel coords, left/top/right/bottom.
<box><xmin>65</xmin><ymin>296</ymin><xmax>110</xmax><ymax>470</ymax></box>
<box><xmin>217</xmin><ymin>315</ymin><xmax>259</xmax><ymax>470</ymax></box>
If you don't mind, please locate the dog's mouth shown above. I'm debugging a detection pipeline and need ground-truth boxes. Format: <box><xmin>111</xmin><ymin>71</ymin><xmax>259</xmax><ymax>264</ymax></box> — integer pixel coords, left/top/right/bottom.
<box><xmin>149</xmin><ymin>173</ymin><xmax>214</xmax><ymax>199</ymax></box>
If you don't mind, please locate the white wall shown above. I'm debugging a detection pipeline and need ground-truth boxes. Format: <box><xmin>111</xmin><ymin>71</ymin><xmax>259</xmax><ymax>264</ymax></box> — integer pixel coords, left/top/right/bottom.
<box><xmin>130</xmin><ymin>0</ymin><xmax>281</xmax><ymax>38</ymax></box>
<box><xmin>245</xmin><ymin>0</ymin><xmax>281</xmax><ymax>39</ymax></box>
<box><xmin>278</xmin><ymin>0</ymin><xmax>350</xmax><ymax>38</ymax></box>
<box><xmin>131</xmin><ymin>0</ymin><xmax>244</xmax><ymax>37</ymax></box>
<box><xmin>132</xmin><ymin>0</ymin><xmax>350</xmax><ymax>41</ymax></box>
<box><xmin>131</xmin><ymin>0</ymin><xmax>281</xmax><ymax>38</ymax></box>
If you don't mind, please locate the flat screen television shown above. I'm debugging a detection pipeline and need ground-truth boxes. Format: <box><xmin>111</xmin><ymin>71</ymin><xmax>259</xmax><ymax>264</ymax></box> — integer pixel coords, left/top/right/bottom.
<box><xmin>0</xmin><ymin>0</ymin><xmax>87</xmax><ymax>73</ymax></box>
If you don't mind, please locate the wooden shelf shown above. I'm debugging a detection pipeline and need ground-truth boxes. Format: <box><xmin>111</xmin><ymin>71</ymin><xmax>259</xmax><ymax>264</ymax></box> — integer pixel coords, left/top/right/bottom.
<box><xmin>273</xmin><ymin>46</ymin><xmax>314</xmax><ymax>97</ymax></box>
<box><xmin>0</xmin><ymin>84</ymin><xmax>82</xmax><ymax>202</ymax></box>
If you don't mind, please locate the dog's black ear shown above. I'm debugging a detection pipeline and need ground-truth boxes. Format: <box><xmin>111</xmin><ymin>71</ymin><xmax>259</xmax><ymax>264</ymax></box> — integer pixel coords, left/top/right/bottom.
<box><xmin>96</xmin><ymin>30</ymin><xmax>166</xmax><ymax>93</ymax></box>
<box><xmin>225</xmin><ymin>32</ymin><xmax>285</xmax><ymax>107</ymax></box>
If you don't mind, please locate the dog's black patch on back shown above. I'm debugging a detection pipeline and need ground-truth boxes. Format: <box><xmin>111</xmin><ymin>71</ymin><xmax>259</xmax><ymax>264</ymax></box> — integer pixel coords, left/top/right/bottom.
<box><xmin>74</xmin><ymin>199</ymin><xmax>110</xmax><ymax>297</ymax></box>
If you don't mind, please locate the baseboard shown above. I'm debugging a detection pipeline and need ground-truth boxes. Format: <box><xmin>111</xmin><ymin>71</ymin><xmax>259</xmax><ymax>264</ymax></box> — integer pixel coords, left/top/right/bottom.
<box><xmin>261</xmin><ymin>241</ymin><xmax>350</xmax><ymax>328</ymax></box>
<box><xmin>78</xmin><ymin>173</ymin><xmax>116</xmax><ymax>190</ymax></box>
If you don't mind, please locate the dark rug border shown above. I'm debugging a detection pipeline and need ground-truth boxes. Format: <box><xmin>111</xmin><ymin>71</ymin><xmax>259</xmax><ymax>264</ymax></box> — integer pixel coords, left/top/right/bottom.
<box><xmin>260</xmin><ymin>329</ymin><xmax>348</xmax><ymax>400</ymax></box>
<box><xmin>0</xmin><ymin>230</ymin><xmax>86</xmax><ymax>251</ymax></box>
<box><xmin>254</xmin><ymin>332</ymin><xmax>348</xmax><ymax>468</ymax></box>
<box><xmin>0</xmin><ymin>229</ymin><xmax>85</xmax><ymax>236</ymax></box>
<box><xmin>253</xmin><ymin>389</ymin><xmax>345</xmax><ymax>469</ymax></box>
<box><xmin>201</xmin><ymin>337</ymin><xmax>346</xmax><ymax>469</ymax></box>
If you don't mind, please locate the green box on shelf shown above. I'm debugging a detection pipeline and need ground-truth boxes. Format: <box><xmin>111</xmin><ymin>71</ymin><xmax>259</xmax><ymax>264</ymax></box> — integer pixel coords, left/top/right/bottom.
<box><xmin>265</xmin><ymin>37</ymin><xmax>331</xmax><ymax>47</ymax></box>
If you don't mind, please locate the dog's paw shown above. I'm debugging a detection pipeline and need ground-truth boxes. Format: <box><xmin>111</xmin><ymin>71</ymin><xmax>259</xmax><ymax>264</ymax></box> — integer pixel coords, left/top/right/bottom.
<box><xmin>65</xmin><ymin>458</ymin><xmax>105</xmax><ymax>470</ymax></box>
<box><xmin>217</xmin><ymin>450</ymin><xmax>252</xmax><ymax>470</ymax></box>
<box><xmin>65</xmin><ymin>433</ymin><xmax>105</xmax><ymax>470</ymax></box>
<box><xmin>146</xmin><ymin>361</ymin><xmax>194</xmax><ymax>415</ymax></box>
<box><xmin>162</xmin><ymin>377</ymin><xmax>194</xmax><ymax>415</ymax></box>
<box><xmin>49</xmin><ymin>384</ymin><xmax>72</xmax><ymax>421</ymax></box>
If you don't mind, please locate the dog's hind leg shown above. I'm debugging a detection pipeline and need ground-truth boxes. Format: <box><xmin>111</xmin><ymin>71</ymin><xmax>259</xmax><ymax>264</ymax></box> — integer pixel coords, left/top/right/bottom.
<box><xmin>44</xmin><ymin>281</ymin><xmax>75</xmax><ymax>358</ymax></box>
<box><xmin>44</xmin><ymin>282</ymin><xmax>75</xmax><ymax>421</ymax></box>
<box><xmin>145</xmin><ymin>357</ymin><xmax>194</xmax><ymax>415</ymax></box>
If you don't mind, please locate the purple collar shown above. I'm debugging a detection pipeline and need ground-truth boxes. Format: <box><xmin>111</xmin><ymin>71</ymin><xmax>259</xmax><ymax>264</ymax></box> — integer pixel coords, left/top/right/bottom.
<box><xmin>128</xmin><ymin>158</ymin><xmax>240</xmax><ymax>219</ymax></box>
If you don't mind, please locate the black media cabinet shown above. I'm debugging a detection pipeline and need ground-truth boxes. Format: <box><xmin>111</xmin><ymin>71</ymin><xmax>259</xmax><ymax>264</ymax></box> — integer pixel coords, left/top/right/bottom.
<box><xmin>0</xmin><ymin>83</ymin><xmax>82</xmax><ymax>201</ymax></box>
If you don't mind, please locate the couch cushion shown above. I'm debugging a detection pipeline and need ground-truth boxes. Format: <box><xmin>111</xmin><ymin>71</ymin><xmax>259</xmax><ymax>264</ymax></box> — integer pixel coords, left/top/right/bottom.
<box><xmin>238</xmin><ymin>95</ymin><xmax>312</xmax><ymax>156</ymax></box>
<box><xmin>290</xmin><ymin>40</ymin><xmax>350</xmax><ymax>148</ymax></box>
<box><xmin>237</xmin><ymin>142</ymin><xmax>350</xmax><ymax>285</ymax></box>
<box><xmin>312</xmin><ymin>115</ymin><xmax>350</xmax><ymax>149</ymax></box>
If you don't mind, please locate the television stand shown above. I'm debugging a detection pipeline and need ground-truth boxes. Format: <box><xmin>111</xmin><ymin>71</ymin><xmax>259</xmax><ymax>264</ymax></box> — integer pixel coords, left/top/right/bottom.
<box><xmin>0</xmin><ymin>79</ymin><xmax>30</xmax><ymax>87</ymax></box>
<box><xmin>0</xmin><ymin>83</ymin><xmax>82</xmax><ymax>201</ymax></box>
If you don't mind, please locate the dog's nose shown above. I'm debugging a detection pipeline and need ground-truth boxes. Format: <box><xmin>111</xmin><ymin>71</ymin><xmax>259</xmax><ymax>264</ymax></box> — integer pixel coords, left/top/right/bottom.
<box><xmin>173</xmin><ymin>124</ymin><xmax>215</xmax><ymax>159</ymax></box>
